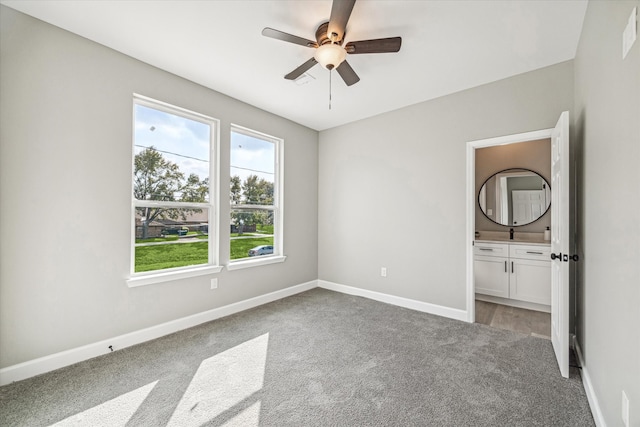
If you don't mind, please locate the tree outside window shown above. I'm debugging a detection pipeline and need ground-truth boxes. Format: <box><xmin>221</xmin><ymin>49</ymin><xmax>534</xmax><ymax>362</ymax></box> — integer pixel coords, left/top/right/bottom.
<box><xmin>230</xmin><ymin>127</ymin><xmax>282</xmax><ymax>261</ymax></box>
<box><xmin>132</xmin><ymin>97</ymin><xmax>217</xmax><ymax>274</ymax></box>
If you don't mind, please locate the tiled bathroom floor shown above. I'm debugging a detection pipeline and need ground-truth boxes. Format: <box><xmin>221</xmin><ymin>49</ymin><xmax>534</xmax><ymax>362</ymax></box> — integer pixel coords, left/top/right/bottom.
<box><xmin>475</xmin><ymin>300</ymin><xmax>551</xmax><ymax>339</ymax></box>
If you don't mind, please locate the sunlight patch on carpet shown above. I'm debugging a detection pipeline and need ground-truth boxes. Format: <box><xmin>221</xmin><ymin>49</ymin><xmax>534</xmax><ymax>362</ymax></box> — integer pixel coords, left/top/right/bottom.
<box><xmin>50</xmin><ymin>381</ymin><xmax>158</xmax><ymax>426</ymax></box>
<box><xmin>166</xmin><ymin>333</ymin><xmax>269</xmax><ymax>426</ymax></box>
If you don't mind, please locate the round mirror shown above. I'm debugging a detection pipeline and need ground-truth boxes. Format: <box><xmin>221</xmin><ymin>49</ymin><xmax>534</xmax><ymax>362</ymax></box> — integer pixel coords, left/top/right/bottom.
<box><xmin>478</xmin><ymin>168</ymin><xmax>550</xmax><ymax>227</ymax></box>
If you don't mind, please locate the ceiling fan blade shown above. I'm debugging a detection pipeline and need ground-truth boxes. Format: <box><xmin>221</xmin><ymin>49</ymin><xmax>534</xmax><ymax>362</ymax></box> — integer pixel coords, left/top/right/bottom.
<box><xmin>345</xmin><ymin>37</ymin><xmax>402</xmax><ymax>54</ymax></box>
<box><xmin>262</xmin><ymin>27</ymin><xmax>318</xmax><ymax>48</ymax></box>
<box><xmin>284</xmin><ymin>57</ymin><xmax>318</xmax><ymax>80</ymax></box>
<box><xmin>336</xmin><ymin>60</ymin><xmax>360</xmax><ymax>86</ymax></box>
<box><xmin>328</xmin><ymin>0</ymin><xmax>356</xmax><ymax>43</ymax></box>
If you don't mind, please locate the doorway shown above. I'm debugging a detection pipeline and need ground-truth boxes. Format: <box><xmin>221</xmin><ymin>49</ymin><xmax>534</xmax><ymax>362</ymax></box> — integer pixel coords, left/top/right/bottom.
<box><xmin>466</xmin><ymin>112</ymin><xmax>571</xmax><ymax>377</ymax></box>
<box><xmin>470</xmin><ymin>136</ymin><xmax>553</xmax><ymax>338</ymax></box>
<box><xmin>465</xmin><ymin>127</ymin><xmax>554</xmax><ymax>324</ymax></box>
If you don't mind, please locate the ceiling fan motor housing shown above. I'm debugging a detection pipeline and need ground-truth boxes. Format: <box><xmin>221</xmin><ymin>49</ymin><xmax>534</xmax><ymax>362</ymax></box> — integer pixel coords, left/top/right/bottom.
<box><xmin>316</xmin><ymin>22</ymin><xmax>344</xmax><ymax>46</ymax></box>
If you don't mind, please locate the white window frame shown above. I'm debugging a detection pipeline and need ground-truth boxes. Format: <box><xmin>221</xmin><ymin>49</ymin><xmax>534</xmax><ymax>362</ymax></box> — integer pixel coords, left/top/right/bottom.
<box><xmin>127</xmin><ymin>94</ymin><xmax>221</xmax><ymax>287</ymax></box>
<box><xmin>227</xmin><ymin>124</ymin><xmax>285</xmax><ymax>271</ymax></box>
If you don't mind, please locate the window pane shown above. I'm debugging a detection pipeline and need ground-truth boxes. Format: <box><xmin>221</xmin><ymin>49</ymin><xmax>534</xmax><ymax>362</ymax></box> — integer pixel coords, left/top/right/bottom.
<box><xmin>134</xmin><ymin>207</ymin><xmax>209</xmax><ymax>272</ymax></box>
<box><xmin>230</xmin><ymin>131</ymin><xmax>274</xmax><ymax>206</ymax></box>
<box><xmin>134</xmin><ymin>104</ymin><xmax>210</xmax><ymax>202</ymax></box>
<box><xmin>230</xmin><ymin>208</ymin><xmax>274</xmax><ymax>260</ymax></box>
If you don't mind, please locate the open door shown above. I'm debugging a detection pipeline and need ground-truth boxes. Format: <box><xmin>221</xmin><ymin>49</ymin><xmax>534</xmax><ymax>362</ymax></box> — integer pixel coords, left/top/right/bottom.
<box><xmin>550</xmin><ymin>111</ymin><xmax>570</xmax><ymax>378</ymax></box>
<box><xmin>468</xmin><ymin>121</ymin><xmax>574</xmax><ymax>380</ymax></box>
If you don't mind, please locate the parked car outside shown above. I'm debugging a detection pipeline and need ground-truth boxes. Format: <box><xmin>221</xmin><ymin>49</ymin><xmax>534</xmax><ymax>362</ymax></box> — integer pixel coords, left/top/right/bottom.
<box><xmin>248</xmin><ymin>245</ymin><xmax>273</xmax><ymax>257</ymax></box>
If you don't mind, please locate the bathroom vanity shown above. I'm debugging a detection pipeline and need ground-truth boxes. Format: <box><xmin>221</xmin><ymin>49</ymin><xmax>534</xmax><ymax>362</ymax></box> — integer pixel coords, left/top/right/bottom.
<box><xmin>474</xmin><ymin>236</ymin><xmax>551</xmax><ymax>313</ymax></box>
<box><xmin>475</xmin><ymin>167</ymin><xmax>552</xmax><ymax>313</ymax></box>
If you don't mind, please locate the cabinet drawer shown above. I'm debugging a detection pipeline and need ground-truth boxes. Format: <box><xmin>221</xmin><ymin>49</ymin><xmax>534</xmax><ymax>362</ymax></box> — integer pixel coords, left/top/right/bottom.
<box><xmin>474</xmin><ymin>242</ymin><xmax>509</xmax><ymax>257</ymax></box>
<box><xmin>509</xmin><ymin>244</ymin><xmax>551</xmax><ymax>261</ymax></box>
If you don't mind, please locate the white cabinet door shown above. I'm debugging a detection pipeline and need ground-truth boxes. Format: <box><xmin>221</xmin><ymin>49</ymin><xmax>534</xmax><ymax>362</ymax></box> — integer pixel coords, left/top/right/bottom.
<box><xmin>474</xmin><ymin>255</ymin><xmax>509</xmax><ymax>298</ymax></box>
<box><xmin>510</xmin><ymin>258</ymin><xmax>552</xmax><ymax>305</ymax></box>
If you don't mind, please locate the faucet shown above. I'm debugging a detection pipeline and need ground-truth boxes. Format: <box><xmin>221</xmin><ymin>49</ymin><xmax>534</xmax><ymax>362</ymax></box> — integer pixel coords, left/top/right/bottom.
<box><xmin>510</xmin><ymin>228</ymin><xmax>514</xmax><ymax>240</ymax></box>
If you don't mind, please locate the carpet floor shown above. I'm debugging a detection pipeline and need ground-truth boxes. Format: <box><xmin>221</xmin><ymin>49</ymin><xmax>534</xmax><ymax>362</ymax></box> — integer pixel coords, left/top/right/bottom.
<box><xmin>0</xmin><ymin>288</ymin><xmax>594</xmax><ymax>426</ymax></box>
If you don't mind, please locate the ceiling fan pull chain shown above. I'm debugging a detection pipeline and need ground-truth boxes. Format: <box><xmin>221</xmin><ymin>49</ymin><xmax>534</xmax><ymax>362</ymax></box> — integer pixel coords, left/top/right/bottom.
<box><xmin>329</xmin><ymin>69</ymin><xmax>332</xmax><ymax>110</ymax></box>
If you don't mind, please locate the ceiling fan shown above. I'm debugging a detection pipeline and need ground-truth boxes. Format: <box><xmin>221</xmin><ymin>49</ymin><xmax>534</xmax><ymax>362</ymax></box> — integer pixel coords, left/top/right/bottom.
<box><xmin>262</xmin><ymin>0</ymin><xmax>402</xmax><ymax>87</ymax></box>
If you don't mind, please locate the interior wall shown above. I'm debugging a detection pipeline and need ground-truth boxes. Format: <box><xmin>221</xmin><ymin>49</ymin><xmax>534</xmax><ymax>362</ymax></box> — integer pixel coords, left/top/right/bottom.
<box><xmin>0</xmin><ymin>6</ymin><xmax>319</xmax><ymax>368</ymax></box>
<box><xmin>573</xmin><ymin>1</ymin><xmax>640</xmax><ymax>425</ymax></box>
<box><xmin>475</xmin><ymin>138</ymin><xmax>551</xmax><ymax>232</ymax></box>
<box><xmin>319</xmin><ymin>61</ymin><xmax>573</xmax><ymax>310</ymax></box>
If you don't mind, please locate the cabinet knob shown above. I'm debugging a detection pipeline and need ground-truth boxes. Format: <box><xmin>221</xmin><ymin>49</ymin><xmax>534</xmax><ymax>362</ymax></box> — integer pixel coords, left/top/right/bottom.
<box><xmin>550</xmin><ymin>252</ymin><xmax>562</xmax><ymax>261</ymax></box>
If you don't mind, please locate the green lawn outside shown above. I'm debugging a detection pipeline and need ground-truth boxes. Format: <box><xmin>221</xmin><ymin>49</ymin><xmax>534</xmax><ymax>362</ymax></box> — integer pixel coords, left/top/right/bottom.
<box><xmin>135</xmin><ymin>234</ymin><xmax>275</xmax><ymax>272</ymax></box>
<box><xmin>256</xmin><ymin>224</ymin><xmax>274</xmax><ymax>234</ymax></box>
<box><xmin>230</xmin><ymin>232</ymin><xmax>258</xmax><ymax>238</ymax></box>
<box><xmin>135</xmin><ymin>236</ymin><xmax>179</xmax><ymax>244</ymax></box>
<box><xmin>230</xmin><ymin>236</ymin><xmax>274</xmax><ymax>260</ymax></box>
<box><xmin>135</xmin><ymin>241</ymin><xmax>208</xmax><ymax>272</ymax></box>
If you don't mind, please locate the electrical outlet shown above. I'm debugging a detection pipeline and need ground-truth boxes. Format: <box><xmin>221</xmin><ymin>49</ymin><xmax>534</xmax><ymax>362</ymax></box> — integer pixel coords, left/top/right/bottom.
<box><xmin>622</xmin><ymin>390</ymin><xmax>630</xmax><ymax>427</ymax></box>
<box><xmin>210</xmin><ymin>278</ymin><xmax>218</xmax><ymax>290</ymax></box>
<box><xmin>381</xmin><ymin>267</ymin><xmax>387</xmax><ymax>277</ymax></box>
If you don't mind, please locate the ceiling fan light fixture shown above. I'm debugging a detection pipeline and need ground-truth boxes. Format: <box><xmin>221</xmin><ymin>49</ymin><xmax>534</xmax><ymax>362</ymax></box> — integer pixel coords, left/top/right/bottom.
<box><xmin>314</xmin><ymin>43</ymin><xmax>346</xmax><ymax>70</ymax></box>
<box><xmin>263</xmin><ymin>0</ymin><xmax>401</xmax><ymax>86</ymax></box>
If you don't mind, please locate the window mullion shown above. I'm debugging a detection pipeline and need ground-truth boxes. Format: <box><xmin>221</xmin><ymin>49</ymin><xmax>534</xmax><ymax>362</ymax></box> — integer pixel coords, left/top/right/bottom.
<box><xmin>134</xmin><ymin>200</ymin><xmax>211</xmax><ymax>209</ymax></box>
<box><xmin>230</xmin><ymin>204</ymin><xmax>274</xmax><ymax>211</ymax></box>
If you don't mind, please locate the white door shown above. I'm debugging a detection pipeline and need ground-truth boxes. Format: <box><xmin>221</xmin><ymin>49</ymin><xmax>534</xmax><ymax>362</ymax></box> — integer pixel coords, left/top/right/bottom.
<box><xmin>512</xmin><ymin>190</ymin><xmax>546</xmax><ymax>225</ymax></box>
<box><xmin>550</xmin><ymin>111</ymin><xmax>570</xmax><ymax>378</ymax></box>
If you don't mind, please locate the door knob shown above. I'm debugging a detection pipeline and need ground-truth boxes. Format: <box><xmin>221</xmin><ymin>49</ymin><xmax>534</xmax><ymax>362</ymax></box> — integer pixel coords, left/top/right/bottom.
<box><xmin>551</xmin><ymin>252</ymin><xmax>562</xmax><ymax>261</ymax></box>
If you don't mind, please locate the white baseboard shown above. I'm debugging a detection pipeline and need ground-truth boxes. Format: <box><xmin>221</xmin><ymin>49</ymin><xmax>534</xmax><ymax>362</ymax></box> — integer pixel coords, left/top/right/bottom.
<box><xmin>573</xmin><ymin>336</ymin><xmax>607</xmax><ymax>427</ymax></box>
<box><xmin>0</xmin><ymin>280</ymin><xmax>317</xmax><ymax>386</ymax></box>
<box><xmin>318</xmin><ymin>280</ymin><xmax>468</xmax><ymax>322</ymax></box>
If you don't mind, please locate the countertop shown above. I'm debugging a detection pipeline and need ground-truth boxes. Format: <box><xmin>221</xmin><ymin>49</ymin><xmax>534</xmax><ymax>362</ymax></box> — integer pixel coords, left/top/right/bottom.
<box><xmin>475</xmin><ymin>231</ymin><xmax>550</xmax><ymax>246</ymax></box>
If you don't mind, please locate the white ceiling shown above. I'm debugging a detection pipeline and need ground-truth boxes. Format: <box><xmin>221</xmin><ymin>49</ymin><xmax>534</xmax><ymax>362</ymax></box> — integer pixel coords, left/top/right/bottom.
<box><xmin>2</xmin><ymin>0</ymin><xmax>587</xmax><ymax>131</ymax></box>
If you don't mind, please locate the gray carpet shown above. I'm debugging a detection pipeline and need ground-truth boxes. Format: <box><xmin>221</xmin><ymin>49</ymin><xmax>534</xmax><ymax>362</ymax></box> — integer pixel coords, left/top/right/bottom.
<box><xmin>0</xmin><ymin>288</ymin><xmax>594</xmax><ymax>426</ymax></box>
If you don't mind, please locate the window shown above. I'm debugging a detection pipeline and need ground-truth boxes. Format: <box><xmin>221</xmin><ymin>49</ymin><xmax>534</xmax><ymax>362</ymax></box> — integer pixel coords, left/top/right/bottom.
<box><xmin>128</xmin><ymin>95</ymin><xmax>220</xmax><ymax>285</ymax></box>
<box><xmin>228</xmin><ymin>125</ymin><xmax>284</xmax><ymax>268</ymax></box>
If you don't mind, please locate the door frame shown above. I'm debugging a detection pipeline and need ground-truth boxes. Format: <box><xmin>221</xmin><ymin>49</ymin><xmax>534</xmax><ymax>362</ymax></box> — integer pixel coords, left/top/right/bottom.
<box><xmin>465</xmin><ymin>128</ymin><xmax>554</xmax><ymax>323</ymax></box>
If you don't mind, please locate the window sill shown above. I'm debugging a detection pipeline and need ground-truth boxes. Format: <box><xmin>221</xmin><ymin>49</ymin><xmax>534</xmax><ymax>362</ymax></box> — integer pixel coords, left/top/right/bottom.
<box><xmin>126</xmin><ymin>265</ymin><xmax>224</xmax><ymax>288</ymax></box>
<box><xmin>226</xmin><ymin>255</ymin><xmax>286</xmax><ymax>271</ymax></box>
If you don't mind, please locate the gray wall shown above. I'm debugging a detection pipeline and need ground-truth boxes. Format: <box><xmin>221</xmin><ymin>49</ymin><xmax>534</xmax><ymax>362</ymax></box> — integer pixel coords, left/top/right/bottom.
<box><xmin>0</xmin><ymin>7</ymin><xmax>318</xmax><ymax>368</ymax></box>
<box><xmin>574</xmin><ymin>1</ymin><xmax>640</xmax><ymax>425</ymax></box>
<box><xmin>319</xmin><ymin>61</ymin><xmax>573</xmax><ymax>310</ymax></box>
